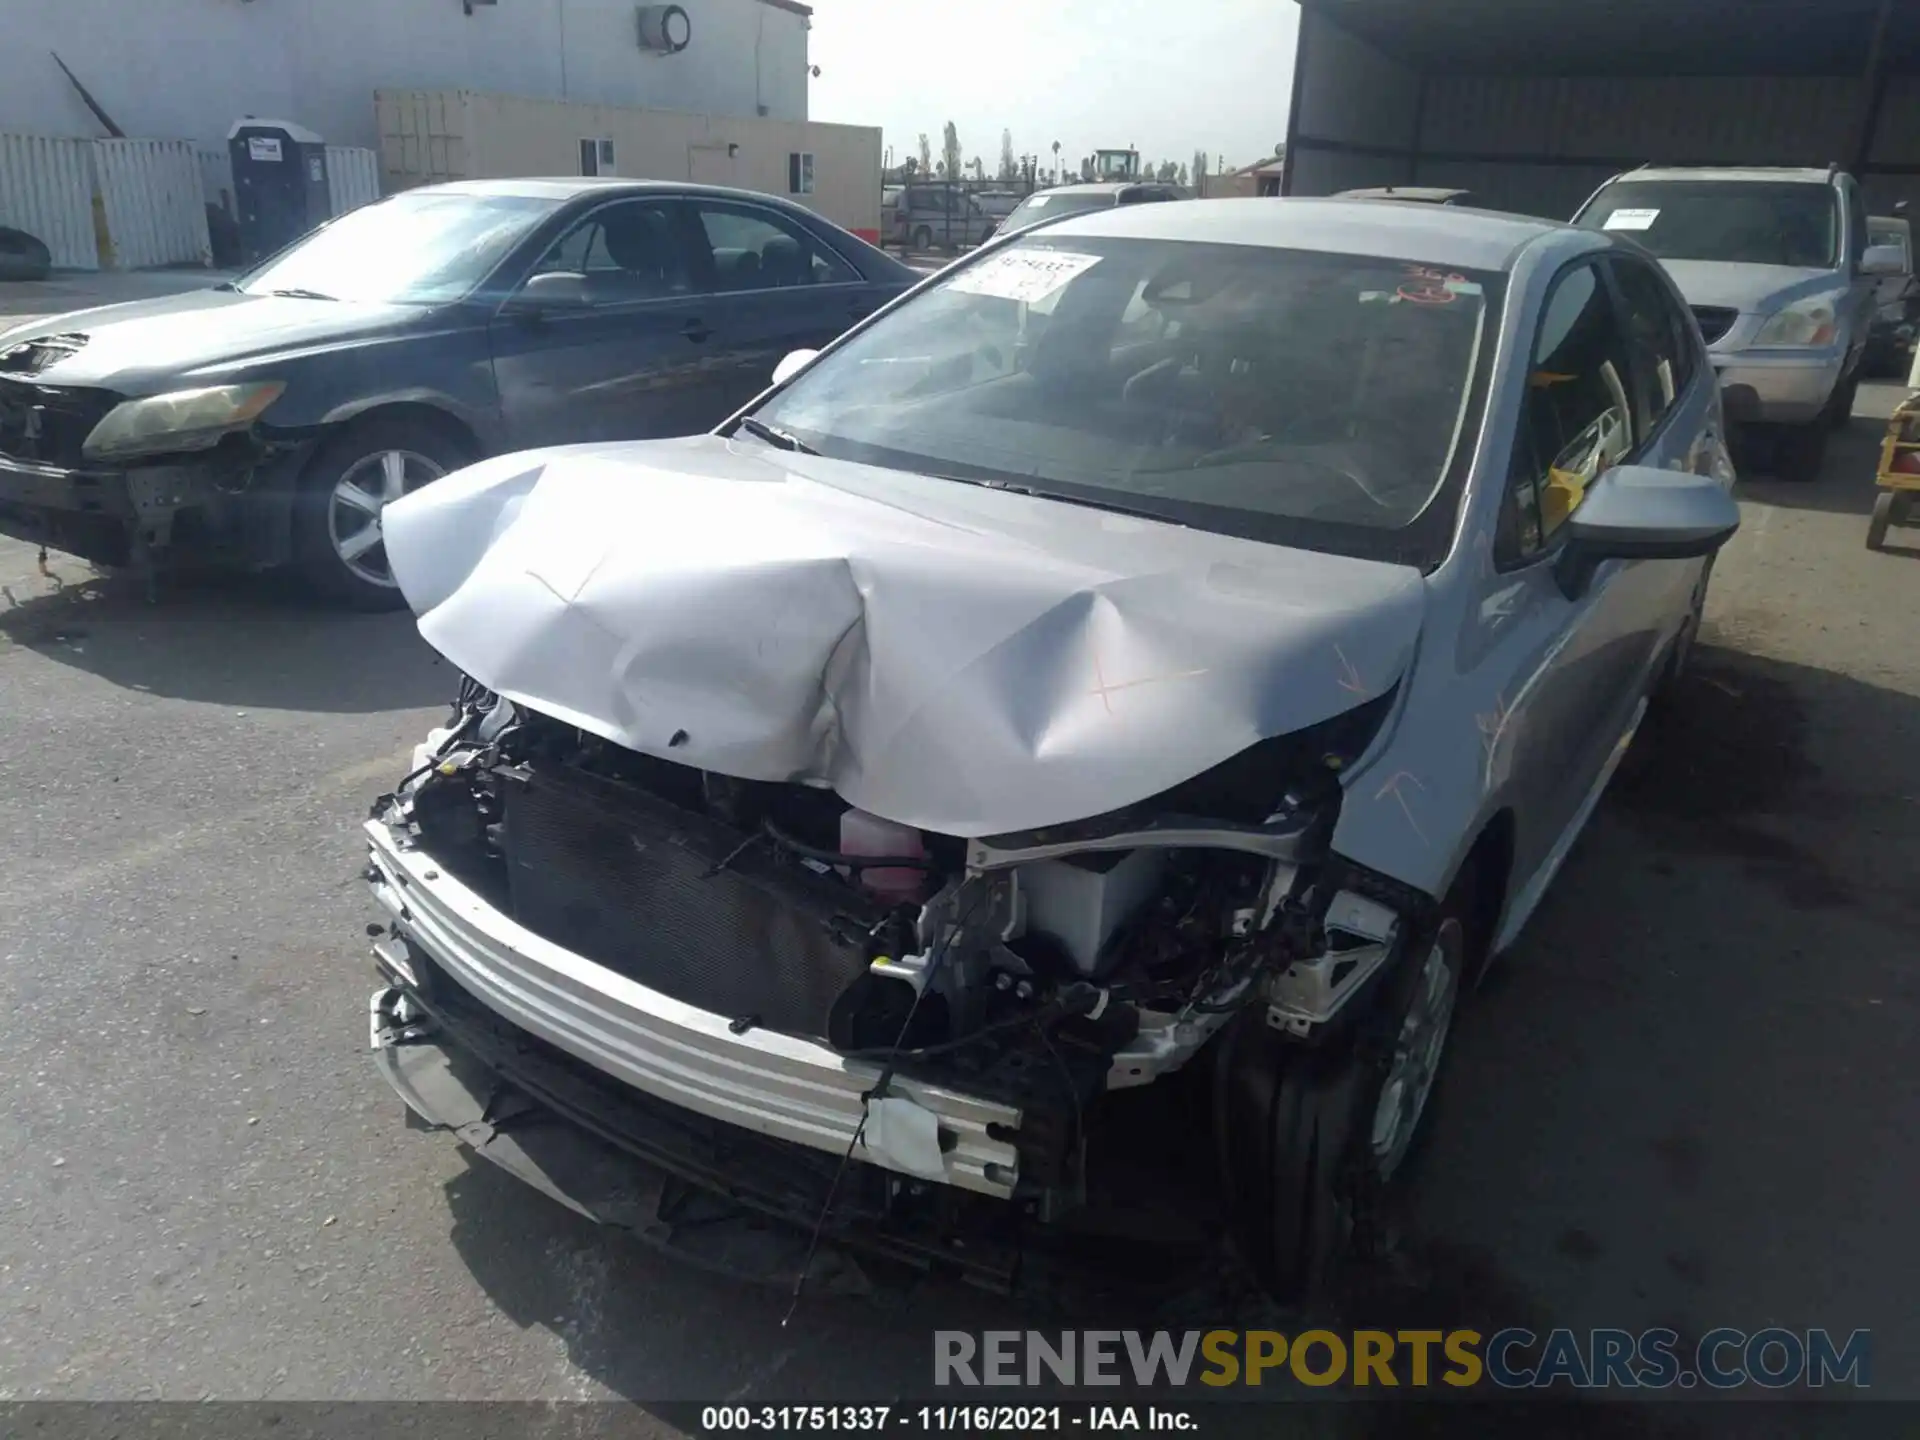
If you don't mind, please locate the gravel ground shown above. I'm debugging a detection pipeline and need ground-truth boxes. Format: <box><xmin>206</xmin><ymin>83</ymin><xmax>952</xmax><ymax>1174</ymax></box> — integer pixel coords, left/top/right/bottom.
<box><xmin>0</xmin><ymin>380</ymin><xmax>1914</xmax><ymax>1421</ymax></box>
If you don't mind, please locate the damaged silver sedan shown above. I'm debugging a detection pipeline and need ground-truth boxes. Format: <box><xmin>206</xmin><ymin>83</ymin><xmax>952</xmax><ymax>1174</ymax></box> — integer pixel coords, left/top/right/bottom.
<box><xmin>363</xmin><ymin>199</ymin><xmax>1740</xmax><ymax>1298</ymax></box>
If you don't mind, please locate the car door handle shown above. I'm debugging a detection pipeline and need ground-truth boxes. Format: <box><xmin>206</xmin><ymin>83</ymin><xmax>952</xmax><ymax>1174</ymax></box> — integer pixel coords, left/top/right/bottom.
<box><xmin>682</xmin><ymin>319</ymin><xmax>711</xmax><ymax>343</ymax></box>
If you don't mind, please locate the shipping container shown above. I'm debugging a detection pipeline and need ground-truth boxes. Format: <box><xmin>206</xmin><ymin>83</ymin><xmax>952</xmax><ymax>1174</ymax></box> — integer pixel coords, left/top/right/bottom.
<box><xmin>1283</xmin><ymin>1</ymin><xmax>1920</xmax><ymax>221</ymax></box>
<box><xmin>377</xmin><ymin>89</ymin><xmax>882</xmax><ymax>242</ymax></box>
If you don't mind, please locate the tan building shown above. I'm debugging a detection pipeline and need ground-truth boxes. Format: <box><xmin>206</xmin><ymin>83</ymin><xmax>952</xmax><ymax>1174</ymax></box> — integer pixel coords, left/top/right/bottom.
<box><xmin>377</xmin><ymin>88</ymin><xmax>884</xmax><ymax>241</ymax></box>
<box><xmin>1200</xmin><ymin>156</ymin><xmax>1285</xmax><ymax>199</ymax></box>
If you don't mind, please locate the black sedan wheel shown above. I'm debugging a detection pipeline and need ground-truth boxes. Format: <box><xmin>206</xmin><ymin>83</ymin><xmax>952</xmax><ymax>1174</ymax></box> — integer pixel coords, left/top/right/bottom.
<box><xmin>294</xmin><ymin>417</ymin><xmax>469</xmax><ymax>609</ymax></box>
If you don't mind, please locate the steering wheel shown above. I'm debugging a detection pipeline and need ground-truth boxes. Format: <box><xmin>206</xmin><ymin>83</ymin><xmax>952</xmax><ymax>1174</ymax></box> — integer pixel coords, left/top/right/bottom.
<box><xmin>1121</xmin><ymin>354</ymin><xmax>1185</xmax><ymax>405</ymax></box>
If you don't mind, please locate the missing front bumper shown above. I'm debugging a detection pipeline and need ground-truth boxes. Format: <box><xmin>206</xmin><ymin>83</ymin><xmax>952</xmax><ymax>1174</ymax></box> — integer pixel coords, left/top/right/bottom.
<box><xmin>364</xmin><ymin>817</ymin><xmax>1024</xmax><ymax>1198</ymax></box>
<box><xmin>369</xmin><ymin>978</ymin><xmax>987</xmax><ymax>1291</ymax></box>
<box><xmin>0</xmin><ymin>446</ymin><xmax>302</xmax><ymax>569</ymax></box>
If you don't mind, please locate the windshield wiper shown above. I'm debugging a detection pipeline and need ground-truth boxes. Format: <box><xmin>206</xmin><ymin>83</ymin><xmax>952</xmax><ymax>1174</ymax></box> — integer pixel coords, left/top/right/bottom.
<box><xmin>262</xmin><ymin>287</ymin><xmax>338</xmax><ymax>301</ymax></box>
<box><xmin>941</xmin><ymin>474</ymin><xmax>1180</xmax><ymax>525</ymax></box>
<box><xmin>733</xmin><ymin>416</ymin><xmax>818</xmax><ymax>454</ymax></box>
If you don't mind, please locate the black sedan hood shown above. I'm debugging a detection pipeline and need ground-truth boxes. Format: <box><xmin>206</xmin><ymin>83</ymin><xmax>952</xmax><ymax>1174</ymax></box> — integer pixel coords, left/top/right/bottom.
<box><xmin>0</xmin><ymin>289</ymin><xmax>425</xmax><ymax>394</ymax></box>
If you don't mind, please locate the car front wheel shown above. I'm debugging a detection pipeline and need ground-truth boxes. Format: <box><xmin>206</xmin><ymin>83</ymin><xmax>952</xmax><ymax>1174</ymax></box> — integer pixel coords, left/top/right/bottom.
<box><xmin>1214</xmin><ymin>912</ymin><xmax>1465</xmax><ymax>1301</ymax></box>
<box><xmin>293</xmin><ymin>417</ymin><xmax>469</xmax><ymax>609</ymax></box>
<box><xmin>1824</xmin><ymin>367</ymin><xmax>1861</xmax><ymax>431</ymax></box>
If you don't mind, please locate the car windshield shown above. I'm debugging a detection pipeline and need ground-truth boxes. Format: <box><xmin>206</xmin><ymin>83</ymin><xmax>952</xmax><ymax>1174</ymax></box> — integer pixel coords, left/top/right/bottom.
<box><xmin>753</xmin><ymin>236</ymin><xmax>1497</xmax><ymax>560</ymax></box>
<box><xmin>1003</xmin><ymin>192</ymin><xmax>1118</xmax><ymax>230</ymax></box>
<box><xmin>236</xmin><ymin>191</ymin><xmax>561</xmax><ymax>303</ymax></box>
<box><xmin>1579</xmin><ymin>180</ymin><xmax>1840</xmax><ymax>269</ymax></box>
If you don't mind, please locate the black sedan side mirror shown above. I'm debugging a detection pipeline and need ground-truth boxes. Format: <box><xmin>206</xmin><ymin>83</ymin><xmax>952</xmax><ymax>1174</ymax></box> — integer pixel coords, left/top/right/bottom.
<box><xmin>1555</xmin><ymin>464</ymin><xmax>1740</xmax><ymax>599</ymax></box>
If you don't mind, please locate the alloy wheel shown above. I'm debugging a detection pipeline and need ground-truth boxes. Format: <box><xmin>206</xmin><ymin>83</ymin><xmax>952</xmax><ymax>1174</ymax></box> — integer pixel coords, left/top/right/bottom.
<box><xmin>326</xmin><ymin>448</ymin><xmax>445</xmax><ymax>588</ymax></box>
<box><xmin>1368</xmin><ymin>921</ymin><xmax>1460</xmax><ymax>1181</ymax></box>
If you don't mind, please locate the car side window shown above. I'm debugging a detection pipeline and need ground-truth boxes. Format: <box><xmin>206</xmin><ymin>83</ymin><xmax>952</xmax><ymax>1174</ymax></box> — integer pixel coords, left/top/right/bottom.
<box><xmin>1847</xmin><ymin>183</ymin><xmax>1868</xmax><ymax>267</ymax></box>
<box><xmin>527</xmin><ymin>199</ymin><xmax>694</xmax><ymax>303</ymax></box>
<box><xmin>1607</xmin><ymin>256</ymin><xmax>1692</xmax><ymax>440</ymax></box>
<box><xmin>1499</xmin><ymin>261</ymin><xmax>1635</xmax><ymax>565</ymax></box>
<box><xmin>691</xmin><ymin>203</ymin><xmax>857</xmax><ymax>291</ymax></box>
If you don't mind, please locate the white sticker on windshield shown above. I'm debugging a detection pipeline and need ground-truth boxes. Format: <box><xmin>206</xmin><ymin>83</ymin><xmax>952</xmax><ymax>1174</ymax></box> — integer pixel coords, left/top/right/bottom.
<box><xmin>946</xmin><ymin>249</ymin><xmax>1101</xmax><ymax>304</ymax></box>
<box><xmin>1025</xmin><ymin>196</ymin><xmax>1050</xmax><ymax>208</ymax></box>
<box><xmin>1603</xmin><ymin>208</ymin><xmax>1661</xmax><ymax>232</ymax></box>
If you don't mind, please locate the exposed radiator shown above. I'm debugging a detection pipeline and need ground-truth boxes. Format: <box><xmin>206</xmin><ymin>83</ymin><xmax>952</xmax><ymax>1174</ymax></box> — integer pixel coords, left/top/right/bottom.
<box><xmin>499</xmin><ymin>762</ymin><xmax>884</xmax><ymax>1041</ymax></box>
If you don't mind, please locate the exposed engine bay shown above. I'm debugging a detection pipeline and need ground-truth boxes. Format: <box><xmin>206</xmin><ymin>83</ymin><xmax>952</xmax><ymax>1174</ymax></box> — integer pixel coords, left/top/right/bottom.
<box><xmin>374</xmin><ymin>674</ymin><xmax>1427</xmax><ymax>1229</ymax></box>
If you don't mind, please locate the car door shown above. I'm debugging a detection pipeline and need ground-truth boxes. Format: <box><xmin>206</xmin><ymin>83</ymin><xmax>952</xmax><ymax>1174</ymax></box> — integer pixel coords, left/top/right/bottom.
<box><xmin>1483</xmin><ymin>257</ymin><xmax>1702</xmax><ymax>907</ymax></box>
<box><xmin>681</xmin><ymin>198</ymin><xmax>884</xmax><ymax>416</ymax></box>
<box><xmin>487</xmin><ymin>196</ymin><xmax>728</xmax><ymax>447</ymax></box>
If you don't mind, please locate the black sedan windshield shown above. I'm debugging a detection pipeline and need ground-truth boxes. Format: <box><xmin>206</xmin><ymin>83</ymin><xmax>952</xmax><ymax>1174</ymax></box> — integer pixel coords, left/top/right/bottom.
<box><xmin>755</xmin><ymin>236</ymin><xmax>1496</xmax><ymax>555</ymax></box>
<box><xmin>237</xmin><ymin>191</ymin><xmax>561</xmax><ymax>304</ymax></box>
<box><xmin>1579</xmin><ymin>180</ymin><xmax>1839</xmax><ymax>269</ymax></box>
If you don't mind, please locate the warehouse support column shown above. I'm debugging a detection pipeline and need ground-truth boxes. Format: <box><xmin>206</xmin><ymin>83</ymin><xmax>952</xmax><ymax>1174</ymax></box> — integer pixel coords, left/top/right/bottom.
<box><xmin>1853</xmin><ymin>0</ymin><xmax>1893</xmax><ymax>174</ymax></box>
<box><xmin>1279</xmin><ymin>7</ymin><xmax>1312</xmax><ymax>196</ymax></box>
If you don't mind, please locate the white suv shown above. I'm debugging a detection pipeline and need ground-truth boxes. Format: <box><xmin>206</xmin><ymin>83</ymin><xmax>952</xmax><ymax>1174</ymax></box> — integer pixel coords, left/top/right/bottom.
<box><xmin>1576</xmin><ymin>165</ymin><xmax>1905</xmax><ymax>480</ymax></box>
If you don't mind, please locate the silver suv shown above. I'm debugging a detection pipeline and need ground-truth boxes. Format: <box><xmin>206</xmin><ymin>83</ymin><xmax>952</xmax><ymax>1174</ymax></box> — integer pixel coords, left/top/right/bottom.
<box><xmin>1575</xmin><ymin>165</ymin><xmax>1905</xmax><ymax>480</ymax></box>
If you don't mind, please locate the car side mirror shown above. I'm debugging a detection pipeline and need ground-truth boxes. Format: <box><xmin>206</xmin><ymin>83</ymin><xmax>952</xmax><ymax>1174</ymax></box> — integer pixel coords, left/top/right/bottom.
<box><xmin>508</xmin><ymin>270</ymin><xmax>592</xmax><ymax>314</ymax></box>
<box><xmin>1862</xmin><ymin>244</ymin><xmax>1907</xmax><ymax>277</ymax></box>
<box><xmin>772</xmin><ymin>348</ymin><xmax>818</xmax><ymax>386</ymax></box>
<box><xmin>1554</xmin><ymin>464</ymin><xmax>1740</xmax><ymax>600</ymax></box>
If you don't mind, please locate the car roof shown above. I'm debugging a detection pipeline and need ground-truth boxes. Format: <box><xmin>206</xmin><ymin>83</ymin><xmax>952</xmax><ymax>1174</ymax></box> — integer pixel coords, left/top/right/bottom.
<box><xmin>1616</xmin><ymin>166</ymin><xmax>1839</xmax><ymax>187</ymax></box>
<box><xmin>1029</xmin><ymin>197</ymin><xmax>1570</xmax><ymax>273</ymax></box>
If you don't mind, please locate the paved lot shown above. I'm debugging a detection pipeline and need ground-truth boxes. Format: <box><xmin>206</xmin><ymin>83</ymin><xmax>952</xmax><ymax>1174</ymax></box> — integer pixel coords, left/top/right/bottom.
<box><xmin>0</xmin><ymin>382</ymin><xmax>1915</xmax><ymax>1419</ymax></box>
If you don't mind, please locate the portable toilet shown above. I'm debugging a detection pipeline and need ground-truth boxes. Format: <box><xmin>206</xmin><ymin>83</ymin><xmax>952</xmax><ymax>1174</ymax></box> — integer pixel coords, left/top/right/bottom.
<box><xmin>227</xmin><ymin>119</ymin><xmax>331</xmax><ymax>265</ymax></box>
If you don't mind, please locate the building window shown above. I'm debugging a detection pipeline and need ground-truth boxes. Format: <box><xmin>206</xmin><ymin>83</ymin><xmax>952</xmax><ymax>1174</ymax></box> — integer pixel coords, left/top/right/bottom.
<box><xmin>788</xmin><ymin>152</ymin><xmax>815</xmax><ymax>195</ymax></box>
<box><xmin>579</xmin><ymin>139</ymin><xmax>616</xmax><ymax>177</ymax></box>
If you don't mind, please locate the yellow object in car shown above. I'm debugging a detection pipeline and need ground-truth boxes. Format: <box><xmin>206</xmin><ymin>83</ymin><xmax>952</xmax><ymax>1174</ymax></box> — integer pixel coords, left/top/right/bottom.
<box><xmin>1541</xmin><ymin>466</ymin><xmax>1589</xmax><ymax>533</ymax></box>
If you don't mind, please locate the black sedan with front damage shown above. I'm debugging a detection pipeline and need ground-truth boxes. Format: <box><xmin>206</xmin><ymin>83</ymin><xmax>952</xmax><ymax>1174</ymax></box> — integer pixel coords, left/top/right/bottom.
<box><xmin>0</xmin><ymin>178</ymin><xmax>911</xmax><ymax>607</ymax></box>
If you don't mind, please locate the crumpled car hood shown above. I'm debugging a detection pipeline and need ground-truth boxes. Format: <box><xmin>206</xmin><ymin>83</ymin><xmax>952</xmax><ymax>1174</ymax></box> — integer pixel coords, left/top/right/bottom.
<box><xmin>382</xmin><ymin>436</ymin><xmax>1427</xmax><ymax>838</ymax></box>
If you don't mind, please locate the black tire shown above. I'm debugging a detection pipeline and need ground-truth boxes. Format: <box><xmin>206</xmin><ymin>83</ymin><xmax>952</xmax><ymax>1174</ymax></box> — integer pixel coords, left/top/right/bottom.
<box><xmin>1867</xmin><ymin>491</ymin><xmax>1909</xmax><ymax>551</ymax></box>
<box><xmin>911</xmin><ymin>225</ymin><xmax>933</xmax><ymax>251</ymax></box>
<box><xmin>1824</xmin><ymin>369</ymin><xmax>1860</xmax><ymax>432</ymax></box>
<box><xmin>292</xmin><ymin>415</ymin><xmax>471</xmax><ymax>610</ymax></box>
<box><xmin>1214</xmin><ymin>912</ymin><xmax>1467</xmax><ymax>1302</ymax></box>
<box><xmin>1773</xmin><ymin>421</ymin><xmax>1829</xmax><ymax>482</ymax></box>
<box><xmin>0</xmin><ymin>225</ymin><xmax>53</xmax><ymax>283</ymax></box>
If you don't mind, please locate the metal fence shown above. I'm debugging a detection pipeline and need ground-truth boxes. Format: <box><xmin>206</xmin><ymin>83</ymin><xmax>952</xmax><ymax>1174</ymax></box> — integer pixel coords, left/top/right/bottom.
<box><xmin>325</xmin><ymin>146</ymin><xmax>381</xmax><ymax>215</ymax></box>
<box><xmin>1</xmin><ymin>130</ymin><xmax>386</xmax><ymax>274</ymax></box>
<box><xmin>0</xmin><ymin>133</ymin><xmax>98</xmax><ymax>270</ymax></box>
<box><xmin>92</xmin><ymin>139</ymin><xmax>213</xmax><ymax>270</ymax></box>
<box><xmin>199</xmin><ymin>146</ymin><xmax>236</xmax><ymax>212</ymax></box>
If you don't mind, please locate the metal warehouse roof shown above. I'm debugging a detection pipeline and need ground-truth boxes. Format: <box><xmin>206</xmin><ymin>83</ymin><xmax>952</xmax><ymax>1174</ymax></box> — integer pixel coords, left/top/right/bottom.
<box><xmin>1304</xmin><ymin>0</ymin><xmax>1920</xmax><ymax>77</ymax></box>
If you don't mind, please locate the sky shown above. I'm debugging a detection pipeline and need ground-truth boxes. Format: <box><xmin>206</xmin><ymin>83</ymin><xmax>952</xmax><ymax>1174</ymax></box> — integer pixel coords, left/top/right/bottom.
<box><xmin>806</xmin><ymin>0</ymin><xmax>1299</xmax><ymax>178</ymax></box>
